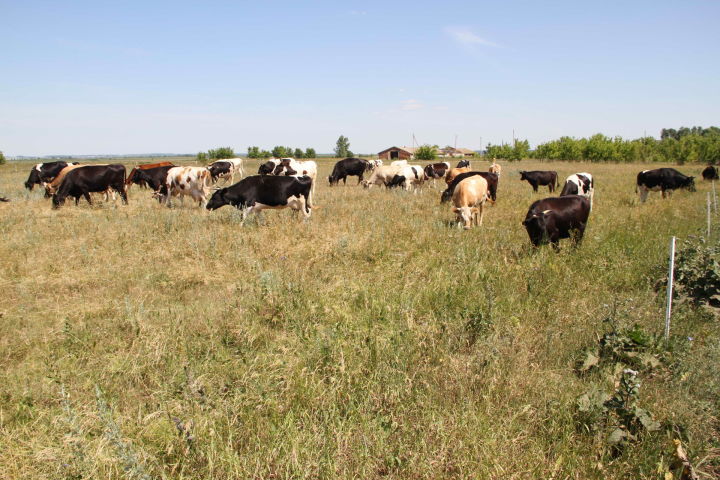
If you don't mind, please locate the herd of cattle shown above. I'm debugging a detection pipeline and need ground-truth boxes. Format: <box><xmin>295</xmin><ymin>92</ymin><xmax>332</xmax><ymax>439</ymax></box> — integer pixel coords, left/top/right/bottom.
<box><xmin>16</xmin><ymin>156</ymin><xmax>715</xmax><ymax>248</ymax></box>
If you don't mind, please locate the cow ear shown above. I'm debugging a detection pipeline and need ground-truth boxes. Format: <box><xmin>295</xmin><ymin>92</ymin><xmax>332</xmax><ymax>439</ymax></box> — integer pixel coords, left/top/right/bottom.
<box><xmin>451</xmin><ymin>207</ymin><xmax>459</xmax><ymax>213</ymax></box>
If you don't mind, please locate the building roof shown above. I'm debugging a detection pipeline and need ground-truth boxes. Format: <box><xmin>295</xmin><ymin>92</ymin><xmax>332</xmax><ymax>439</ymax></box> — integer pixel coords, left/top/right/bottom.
<box><xmin>378</xmin><ymin>146</ymin><xmax>417</xmax><ymax>155</ymax></box>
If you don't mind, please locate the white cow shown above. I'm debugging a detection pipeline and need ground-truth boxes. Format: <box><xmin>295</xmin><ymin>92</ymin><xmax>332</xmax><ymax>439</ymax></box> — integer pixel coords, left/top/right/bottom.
<box><xmin>208</xmin><ymin>158</ymin><xmax>244</xmax><ymax>184</ymax></box>
<box><xmin>362</xmin><ymin>165</ymin><xmax>403</xmax><ymax>188</ymax></box>
<box><xmin>560</xmin><ymin>172</ymin><xmax>594</xmax><ymax>209</ymax></box>
<box><xmin>390</xmin><ymin>159</ymin><xmax>408</xmax><ymax>167</ymax></box>
<box><xmin>272</xmin><ymin>158</ymin><xmax>318</xmax><ymax>203</ymax></box>
<box><xmin>367</xmin><ymin>159</ymin><xmax>383</xmax><ymax>170</ymax></box>
<box><xmin>388</xmin><ymin>164</ymin><xmax>426</xmax><ymax>193</ymax></box>
<box><xmin>163</xmin><ymin>166</ymin><xmax>211</xmax><ymax>208</ymax></box>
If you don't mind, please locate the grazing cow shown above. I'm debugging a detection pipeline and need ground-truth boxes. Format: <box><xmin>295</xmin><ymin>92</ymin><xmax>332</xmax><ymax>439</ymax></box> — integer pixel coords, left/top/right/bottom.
<box><xmin>522</xmin><ymin>195</ymin><xmax>590</xmax><ymax>249</ymax></box>
<box><xmin>445</xmin><ymin>167</ymin><xmax>472</xmax><ymax>185</ymax></box>
<box><xmin>441</xmin><ymin>171</ymin><xmax>498</xmax><ymax>204</ymax></box>
<box><xmin>44</xmin><ymin>164</ymin><xmax>86</xmax><ymax>197</ymax></box>
<box><xmin>636</xmin><ymin>168</ymin><xmax>696</xmax><ymax>202</ymax></box>
<box><xmin>423</xmin><ymin>162</ymin><xmax>451</xmax><ymax>187</ymax></box>
<box><xmin>362</xmin><ymin>165</ymin><xmax>403</xmax><ymax>188</ymax></box>
<box><xmin>387</xmin><ymin>164</ymin><xmax>425</xmax><ymax>192</ymax></box>
<box><xmin>489</xmin><ymin>161</ymin><xmax>502</xmax><ymax>176</ymax></box>
<box><xmin>132</xmin><ymin>165</ymin><xmax>176</xmax><ymax>200</ymax></box>
<box><xmin>208</xmin><ymin>158</ymin><xmax>243</xmax><ymax>184</ymax></box>
<box><xmin>390</xmin><ymin>159</ymin><xmax>408</xmax><ymax>167</ymax></box>
<box><xmin>163</xmin><ymin>166</ymin><xmax>211</xmax><ymax>208</ymax></box>
<box><xmin>258</xmin><ymin>158</ymin><xmax>283</xmax><ymax>175</ymax></box>
<box><xmin>24</xmin><ymin>161</ymin><xmax>75</xmax><ymax>190</ymax></box>
<box><xmin>702</xmin><ymin>165</ymin><xmax>719</xmax><ymax>181</ymax></box>
<box><xmin>560</xmin><ymin>172</ymin><xmax>594</xmax><ymax>209</ymax></box>
<box><xmin>52</xmin><ymin>164</ymin><xmax>128</xmax><ymax>208</ymax></box>
<box><xmin>206</xmin><ymin>175</ymin><xmax>312</xmax><ymax>221</ymax></box>
<box><xmin>520</xmin><ymin>170</ymin><xmax>559</xmax><ymax>193</ymax></box>
<box><xmin>126</xmin><ymin>161</ymin><xmax>175</xmax><ymax>189</ymax></box>
<box><xmin>328</xmin><ymin>157</ymin><xmax>370</xmax><ymax>185</ymax></box>
<box><xmin>451</xmin><ymin>175</ymin><xmax>490</xmax><ymax>230</ymax></box>
<box><xmin>272</xmin><ymin>158</ymin><xmax>318</xmax><ymax>201</ymax></box>
<box><xmin>456</xmin><ymin>159</ymin><xmax>471</xmax><ymax>168</ymax></box>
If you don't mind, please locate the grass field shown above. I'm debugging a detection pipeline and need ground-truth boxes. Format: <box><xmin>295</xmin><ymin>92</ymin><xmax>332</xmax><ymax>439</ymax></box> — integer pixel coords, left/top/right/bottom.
<box><xmin>0</xmin><ymin>158</ymin><xmax>718</xmax><ymax>479</ymax></box>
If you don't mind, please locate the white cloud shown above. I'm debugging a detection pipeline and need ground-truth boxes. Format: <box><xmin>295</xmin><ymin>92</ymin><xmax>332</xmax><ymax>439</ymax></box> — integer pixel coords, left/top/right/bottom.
<box><xmin>400</xmin><ymin>99</ymin><xmax>423</xmax><ymax>111</ymax></box>
<box><xmin>444</xmin><ymin>26</ymin><xmax>498</xmax><ymax>47</ymax></box>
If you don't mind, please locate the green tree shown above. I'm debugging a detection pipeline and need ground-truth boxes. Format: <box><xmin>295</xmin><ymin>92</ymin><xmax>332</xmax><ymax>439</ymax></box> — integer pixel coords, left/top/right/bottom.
<box><xmin>196</xmin><ymin>151</ymin><xmax>208</xmax><ymax>163</ymax></box>
<box><xmin>414</xmin><ymin>144</ymin><xmax>437</xmax><ymax>161</ymax></box>
<box><xmin>293</xmin><ymin>148</ymin><xmax>304</xmax><ymax>159</ymax></box>
<box><xmin>335</xmin><ymin>135</ymin><xmax>351</xmax><ymax>158</ymax></box>
<box><xmin>207</xmin><ymin>147</ymin><xmax>235</xmax><ymax>160</ymax></box>
<box><xmin>247</xmin><ymin>146</ymin><xmax>261</xmax><ymax>158</ymax></box>
<box><xmin>511</xmin><ymin>139</ymin><xmax>530</xmax><ymax>161</ymax></box>
<box><xmin>272</xmin><ymin>146</ymin><xmax>287</xmax><ymax>158</ymax></box>
<box><xmin>305</xmin><ymin>148</ymin><xmax>316</xmax><ymax>159</ymax></box>
<box><xmin>0</xmin><ymin>150</ymin><xmax>5</xmax><ymax>165</ymax></box>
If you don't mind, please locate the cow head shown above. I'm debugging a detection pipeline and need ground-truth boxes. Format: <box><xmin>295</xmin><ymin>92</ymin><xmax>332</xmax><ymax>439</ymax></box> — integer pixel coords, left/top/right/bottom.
<box><xmin>684</xmin><ymin>176</ymin><xmax>696</xmax><ymax>192</ymax></box>
<box><xmin>206</xmin><ymin>188</ymin><xmax>228</xmax><ymax>210</ymax></box>
<box><xmin>452</xmin><ymin>206</ymin><xmax>479</xmax><ymax>230</ymax></box>
<box><xmin>328</xmin><ymin>174</ymin><xmax>339</xmax><ymax>186</ymax></box>
<box><xmin>519</xmin><ymin>171</ymin><xmax>528</xmax><ymax>181</ymax></box>
<box><xmin>522</xmin><ymin>210</ymin><xmax>551</xmax><ymax>246</ymax></box>
<box><xmin>25</xmin><ymin>166</ymin><xmax>41</xmax><ymax>190</ymax></box>
<box><xmin>440</xmin><ymin>188</ymin><xmax>453</xmax><ymax>203</ymax></box>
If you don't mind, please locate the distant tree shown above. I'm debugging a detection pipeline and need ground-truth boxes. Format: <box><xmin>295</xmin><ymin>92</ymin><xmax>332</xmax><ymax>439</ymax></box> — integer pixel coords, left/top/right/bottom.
<box><xmin>305</xmin><ymin>148</ymin><xmax>316</xmax><ymax>158</ymax></box>
<box><xmin>511</xmin><ymin>139</ymin><xmax>530</xmax><ymax>161</ymax></box>
<box><xmin>335</xmin><ymin>135</ymin><xmax>352</xmax><ymax>158</ymax></box>
<box><xmin>196</xmin><ymin>151</ymin><xmax>208</xmax><ymax>163</ymax></box>
<box><xmin>259</xmin><ymin>150</ymin><xmax>273</xmax><ymax>159</ymax></box>
<box><xmin>204</xmin><ymin>147</ymin><xmax>235</xmax><ymax>161</ymax></box>
<box><xmin>247</xmin><ymin>146</ymin><xmax>261</xmax><ymax>158</ymax></box>
<box><xmin>294</xmin><ymin>148</ymin><xmax>304</xmax><ymax>159</ymax></box>
<box><xmin>272</xmin><ymin>146</ymin><xmax>287</xmax><ymax>158</ymax></box>
<box><xmin>414</xmin><ymin>144</ymin><xmax>437</xmax><ymax>161</ymax></box>
<box><xmin>0</xmin><ymin>150</ymin><xmax>5</xmax><ymax>165</ymax></box>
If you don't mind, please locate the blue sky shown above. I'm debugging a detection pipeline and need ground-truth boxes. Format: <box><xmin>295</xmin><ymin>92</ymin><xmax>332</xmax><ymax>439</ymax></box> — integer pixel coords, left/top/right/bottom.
<box><xmin>1</xmin><ymin>0</ymin><xmax>718</xmax><ymax>156</ymax></box>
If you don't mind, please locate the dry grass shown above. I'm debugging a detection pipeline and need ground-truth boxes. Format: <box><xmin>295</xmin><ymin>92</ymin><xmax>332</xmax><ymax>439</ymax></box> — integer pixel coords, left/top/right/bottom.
<box><xmin>0</xmin><ymin>157</ymin><xmax>718</xmax><ymax>479</ymax></box>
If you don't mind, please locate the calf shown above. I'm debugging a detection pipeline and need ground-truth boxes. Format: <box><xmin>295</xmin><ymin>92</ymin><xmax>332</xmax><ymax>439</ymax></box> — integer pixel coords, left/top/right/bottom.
<box><xmin>423</xmin><ymin>162</ymin><xmax>450</xmax><ymax>187</ymax></box>
<box><xmin>451</xmin><ymin>176</ymin><xmax>490</xmax><ymax>230</ymax></box>
<box><xmin>522</xmin><ymin>195</ymin><xmax>590</xmax><ymax>249</ymax></box>
<box><xmin>24</xmin><ymin>161</ymin><xmax>74</xmax><ymax>190</ymax></box>
<box><xmin>520</xmin><ymin>170</ymin><xmax>559</xmax><ymax>193</ymax></box>
<box><xmin>163</xmin><ymin>166</ymin><xmax>211</xmax><ymax>208</ymax></box>
<box><xmin>386</xmin><ymin>164</ymin><xmax>425</xmax><ymax>193</ymax></box>
<box><xmin>456</xmin><ymin>159</ymin><xmax>471</xmax><ymax>168</ymax></box>
<box><xmin>206</xmin><ymin>174</ymin><xmax>312</xmax><ymax>221</ymax></box>
<box><xmin>441</xmin><ymin>171</ymin><xmax>498</xmax><ymax>204</ymax></box>
<box><xmin>489</xmin><ymin>161</ymin><xmax>502</xmax><ymax>176</ymax></box>
<box><xmin>636</xmin><ymin>168</ymin><xmax>695</xmax><ymax>202</ymax></box>
<box><xmin>329</xmin><ymin>157</ymin><xmax>370</xmax><ymax>185</ymax></box>
<box><xmin>362</xmin><ymin>165</ymin><xmax>403</xmax><ymax>188</ymax></box>
<box><xmin>702</xmin><ymin>165</ymin><xmax>719</xmax><ymax>181</ymax></box>
<box><xmin>560</xmin><ymin>172</ymin><xmax>594</xmax><ymax>209</ymax></box>
<box><xmin>52</xmin><ymin>164</ymin><xmax>127</xmax><ymax>208</ymax></box>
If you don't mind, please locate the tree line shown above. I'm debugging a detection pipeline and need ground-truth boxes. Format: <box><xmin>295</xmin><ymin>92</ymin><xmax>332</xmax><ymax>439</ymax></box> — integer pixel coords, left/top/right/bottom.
<box><xmin>196</xmin><ymin>146</ymin><xmax>317</xmax><ymax>162</ymax></box>
<box><xmin>486</xmin><ymin>126</ymin><xmax>720</xmax><ymax>164</ymax></box>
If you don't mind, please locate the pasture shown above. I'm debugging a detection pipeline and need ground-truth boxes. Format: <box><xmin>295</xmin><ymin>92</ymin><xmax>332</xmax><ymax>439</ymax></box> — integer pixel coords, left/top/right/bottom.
<box><xmin>0</xmin><ymin>158</ymin><xmax>717</xmax><ymax>479</ymax></box>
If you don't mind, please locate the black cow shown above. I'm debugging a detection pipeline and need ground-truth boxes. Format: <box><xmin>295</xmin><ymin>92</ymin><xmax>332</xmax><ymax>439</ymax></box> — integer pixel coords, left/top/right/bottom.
<box><xmin>456</xmin><ymin>159</ymin><xmax>471</xmax><ymax>168</ymax></box>
<box><xmin>206</xmin><ymin>174</ymin><xmax>312</xmax><ymax>221</ymax></box>
<box><xmin>52</xmin><ymin>164</ymin><xmax>128</xmax><ymax>208</ymax></box>
<box><xmin>258</xmin><ymin>159</ymin><xmax>280</xmax><ymax>175</ymax></box>
<box><xmin>702</xmin><ymin>165</ymin><xmax>719</xmax><ymax>181</ymax></box>
<box><xmin>636</xmin><ymin>168</ymin><xmax>695</xmax><ymax>202</ymax></box>
<box><xmin>132</xmin><ymin>165</ymin><xmax>176</xmax><ymax>201</ymax></box>
<box><xmin>441</xmin><ymin>171</ymin><xmax>499</xmax><ymax>204</ymax></box>
<box><xmin>24</xmin><ymin>161</ymin><xmax>74</xmax><ymax>190</ymax></box>
<box><xmin>520</xmin><ymin>170</ymin><xmax>559</xmax><ymax>193</ymax></box>
<box><xmin>328</xmin><ymin>158</ymin><xmax>369</xmax><ymax>185</ymax></box>
<box><xmin>208</xmin><ymin>161</ymin><xmax>232</xmax><ymax>182</ymax></box>
<box><xmin>522</xmin><ymin>195</ymin><xmax>591</xmax><ymax>250</ymax></box>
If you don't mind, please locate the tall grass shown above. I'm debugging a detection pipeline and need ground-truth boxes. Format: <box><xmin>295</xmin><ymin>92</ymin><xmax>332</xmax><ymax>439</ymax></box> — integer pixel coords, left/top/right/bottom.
<box><xmin>0</xmin><ymin>158</ymin><xmax>717</xmax><ymax>479</ymax></box>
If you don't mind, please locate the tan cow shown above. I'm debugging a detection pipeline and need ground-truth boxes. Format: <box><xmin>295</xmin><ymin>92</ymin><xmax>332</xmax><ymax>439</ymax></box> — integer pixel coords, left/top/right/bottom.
<box><xmin>451</xmin><ymin>175</ymin><xmax>490</xmax><ymax>230</ymax></box>
<box><xmin>489</xmin><ymin>161</ymin><xmax>502</xmax><ymax>176</ymax></box>
<box><xmin>362</xmin><ymin>165</ymin><xmax>403</xmax><ymax>188</ymax></box>
<box><xmin>445</xmin><ymin>167</ymin><xmax>471</xmax><ymax>185</ymax></box>
<box><xmin>163</xmin><ymin>166</ymin><xmax>211</xmax><ymax>208</ymax></box>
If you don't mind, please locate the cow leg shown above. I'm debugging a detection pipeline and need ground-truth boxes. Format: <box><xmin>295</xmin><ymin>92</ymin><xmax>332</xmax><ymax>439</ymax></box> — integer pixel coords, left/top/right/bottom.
<box><xmin>639</xmin><ymin>187</ymin><xmax>649</xmax><ymax>203</ymax></box>
<box><xmin>532</xmin><ymin>183</ymin><xmax>538</xmax><ymax>193</ymax></box>
<box><xmin>83</xmin><ymin>192</ymin><xmax>92</xmax><ymax>205</ymax></box>
<box><xmin>477</xmin><ymin>205</ymin><xmax>484</xmax><ymax>226</ymax></box>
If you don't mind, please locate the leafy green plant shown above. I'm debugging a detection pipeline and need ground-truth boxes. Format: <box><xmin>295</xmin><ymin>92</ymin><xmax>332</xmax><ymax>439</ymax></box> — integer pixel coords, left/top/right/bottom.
<box><xmin>674</xmin><ymin>236</ymin><xmax>720</xmax><ymax>307</ymax></box>
<box><xmin>414</xmin><ymin>144</ymin><xmax>437</xmax><ymax>161</ymax></box>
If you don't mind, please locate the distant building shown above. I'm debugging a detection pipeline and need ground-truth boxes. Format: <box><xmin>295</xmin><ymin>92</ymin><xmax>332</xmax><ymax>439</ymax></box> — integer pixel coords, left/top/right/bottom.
<box><xmin>439</xmin><ymin>147</ymin><xmax>476</xmax><ymax>158</ymax></box>
<box><xmin>377</xmin><ymin>146</ymin><xmax>417</xmax><ymax>161</ymax></box>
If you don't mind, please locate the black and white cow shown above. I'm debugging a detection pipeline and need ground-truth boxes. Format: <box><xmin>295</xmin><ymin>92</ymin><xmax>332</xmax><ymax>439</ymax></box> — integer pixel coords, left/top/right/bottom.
<box><xmin>636</xmin><ymin>168</ymin><xmax>695</xmax><ymax>202</ymax></box>
<box><xmin>560</xmin><ymin>172</ymin><xmax>594</xmax><ymax>209</ymax></box>
<box><xmin>258</xmin><ymin>158</ymin><xmax>283</xmax><ymax>175</ymax></box>
<box><xmin>520</xmin><ymin>170</ymin><xmax>559</xmax><ymax>193</ymax></box>
<box><xmin>456</xmin><ymin>159</ymin><xmax>471</xmax><ymax>168</ymax></box>
<box><xmin>441</xmin><ymin>171</ymin><xmax>499</xmax><ymax>204</ymax></box>
<box><xmin>328</xmin><ymin>157</ymin><xmax>370</xmax><ymax>185</ymax></box>
<box><xmin>132</xmin><ymin>165</ymin><xmax>176</xmax><ymax>201</ymax></box>
<box><xmin>206</xmin><ymin>174</ymin><xmax>312</xmax><ymax>222</ymax></box>
<box><xmin>52</xmin><ymin>164</ymin><xmax>128</xmax><ymax>208</ymax></box>
<box><xmin>386</xmin><ymin>164</ymin><xmax>425</xmax><ymax>192</ymax></box>
<box><xmin>208</xmin><ymin>158</ymin><xmax>243</xmax><ymax>184</ymax></box>
<box><xmin>423</xmin><ymin>162</ymin><xmax>451</xmax><ymax>187</ymax></box>
<box><xmin>24</xmin><ymin>161</ymin><xmax>75</xmax><ymax>190</ymax></box>
<box><xmin>702</xmin><ymin>165</ymin><xmax>719</xmax><ymax>181</ymax></box>
<box><xmin>522</xmin><ymin>195</ymin><xmax>591</xmax><ymax>250</ymax></box>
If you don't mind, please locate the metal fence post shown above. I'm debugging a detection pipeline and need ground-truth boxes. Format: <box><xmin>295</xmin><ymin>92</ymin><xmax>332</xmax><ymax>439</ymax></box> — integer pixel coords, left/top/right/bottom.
<box><xmin>664</xmin><ymin>236</ymin><xmax>676</xmax><ymax>341</ymax></box>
